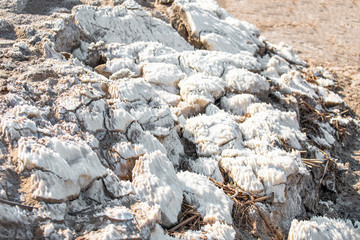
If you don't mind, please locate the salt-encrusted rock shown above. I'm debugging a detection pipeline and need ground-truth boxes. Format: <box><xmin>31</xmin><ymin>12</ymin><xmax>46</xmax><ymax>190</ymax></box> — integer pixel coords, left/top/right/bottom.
<box><xmin>0</xmin><ymin>0</ymin><xmax>355</xmax><ymax>238</ymax></box>
<box><xmin>0</xmin><ymin>204</ymin><xmax>29</xmax><ymax>225</ymax></box>
<box><xmin>132</xmin><ymin>151</ymin><xmax>184</xmax><ymax>227</ymax></box>
<box><xmin>202</xmin><ymin>221</ymin><xmax>236</xmax><ymax>240</ymax></box>
<box><xmin>179</xmin><ymin>73</ymin><xmax>226</xmax><ymax>109</ymax></box>
<box><xmin>269</xmin><ymin>42</ymin><xmax>307</xmax><ymax>66</ymax></box>
<box><xmin>152</xmin><ymin>221</ymin><xmax>236</xmax><ymax>240</ymax></box>
<box><xmin>109</xmin><ymin>78</ymin><xmax>153</xmax><ymax>103</ymax></box>
<box><xmin>76</xmin><ymin>99</ymin><xmax>106</xmax><ymax>132</ymax></box>
<box><xmin>51</xmin><ymin>16</ymin><xmax>81</xmax><ymax>53</ymax></box>
<box><xmin>184</xmin><ymin>108</ymin><xmax>243</xmax><ymax>156</ymax></box>
<box><xmin>17</xmin><ymin>137</ymin><xmax>107</xmax><ymax>201</ymax></box>
<box><xmin>173</xmin><ymin>0</ymin><xmax>263</xmax><ymax>55</ymax></box>
<box><xmin>29</xmin><ymin>170</ymin><xmax>80</xmax><ymax>201</ymax></box>
<box><xmin>102</xmin><ymin>57</ymin><xmax>140</xmax><ymax>77</ymax></box>
<box><xmin>220</xmin><ymin>155</ymin><xmax>264</xmax><ymax>194</ymax></box>
<box><xmin>7</xmin><ymin>42</ymin><xmax>31</xmax><ymax>60</ymax></box>
<box><xmin>12</xmin><ymin>104</ymin><xmax>41</xmax><ymax>118</ymax></box>
<box><xmin>73</xmin><ymin>1</ymin><xmax>192</xmax><ymax>51</ymax></box>
<box><xmin>175</xmin><ymin>221</ymin><xmax>236</xmax><ymax>240</ymax></box>
<box><xmin>80</xmin><ymin>223</ymin><xmax>141</xmax><ymax>239</ymax></box>
<box><xmin>288</xmin><ymin>217</ymin><xmax>360</xmax><ymax>240</ymax></box>
<box><xmin>43</xmin><ymin>42</ymin><xmax>66</xmax><ymax>60</ymax></box>
<box><xmin>150</xmin><ymin>224</ymin><xmax>175</xmax><ymax>240</ymax></box>
<box><xmin>0</xmin><ymin>19</ymin><xmax>14</xmax><ymax>35</ymax></box>
<box><xmin>179</xmin><ymin>50</ymin><xmax>261</xmax><ymax>76</ymax></box>
<box><xmin>142</xmin><ymin>62</ymin><xmax>186</xmax><ymax>94</ymax></box>
<box><xmin>10</xmin><ymin>0</ymin><xmax>28</xmax><ymax>12</ymax></box>
<box><xmin>100</xmin><ymin>42</ymin><xmax>180</xmax><ymax>67</ymax></box>
<box><xmin>0</xmin><ymin>204</ymin><xmax>32</xmax><ymax>239</ymax></box>
<box><xmin>104</xmin><ymin>206</ymin><xmax>134</xmax><ymax>222</ymax></box>
<box><xmin>153</xmin><ymin>86</ymin><xmax>182</xmax><ymax>106</ymax></box>
<box><xmin>221</xmin><ymin>148</ymin><xmax>304</xmax><ymax>203</ymax></box>
<box><xmin>18</xmin><ymin>137</ymin><xmax>106</xmax><ymax>186</ymax></box>
<box><xmin>126</xmin><ymin>122</ymin><xmax>167</xmax><ymax>155</ymax></box>
<box><xmin>277</xmin><ymin>71</ymin><xmax>318</xmax><ymax>98</ymax></box>
<box><xmin>313</xmin><ymin>122</ymin><xmax>337</xmax><ymax>148</ymax></box>
<box><xmin>130</xmin><ymin>97</ymin><xmax>174</xmax><ymax>137</ymax></box>
<box><xmin>1</xmin><ymin>117</ymin><xmax>37</xmax><ymax>142</ymax></box>
<box><xmin>42</xmin><ymin>203</ymin><xmax>67</xmax><ymax>222</ymax></box>
<box><xmin>105</xmin><ymin>100</ymin><xmax>135</xmax><ymax>133</ymax></box>
<box><xmin>109</xmin><ymin>78</ymin><xmax>174</xmax><ymax>137</ymax></box>
<box><xmin>220</xmin><ymin>93</ymin><xmax>258</xmax><ymax>115</ymax></box>
<box><xmin>106</xmin><ymin>140</ymin><xmax>146</xmax><ymax>180</ymax></box>
<box><xmin>132</xmin><ymin>202</ymin><xmax>162</xmax><ymax>239</ymax></box>
<box><xmin>0</xmin><ymin>99</ymin><xmax>42</xmax><ymax>143</ymax></box>
<box><xmin>261</xmin><ymin>55</ymin><xmax>291</xmax><ymax>78</ymax></box>
<box><xmin>177</xmin><ymin>171</ymin><xmax>233</xmax><ymax>224</ymax></box>
<box><xmin>103</xmin><ymin>169</ymin><xmax>135</xmax><ymax>198</ymax></box>
<box><xmin>39</xmin><ymin>223</ymin><xmax>74</xmax><ymax>239</ymax></box>
<box><xmin>225</xmin><ymin>68</ymin><xmax>269</xmax><ymax>96</ymax></box>
<box><xmin>111</xmin><ymin>141</ymin><xmax>146</xmax><ymax>160</ymax></box>
<box><xmin>158</xmin><ymin>128</ymin><xmax>184</xmax><ymax>167</ymax></box>
<box><xmin>240</xmin><ymin>103</ymin><xmax>306</xmax><ymax>150</ymax></box>
<box><xmin>189</xmin><ymin>157</ymin><xmax>224</xmax><ymax>182</ymax></box>
<box><xmin>317</xmin><ymin>86</ymin><xmax>344</xmax><ymax>106</ymax></box>
<box><xmin>56</xmin><ymin>84</ymin><xmax>104</xmax><ymax>112</ymax></box>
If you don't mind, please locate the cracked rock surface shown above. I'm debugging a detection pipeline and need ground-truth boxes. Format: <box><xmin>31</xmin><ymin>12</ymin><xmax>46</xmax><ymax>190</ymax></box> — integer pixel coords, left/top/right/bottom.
<box><xmin>0</xmin><ymin>0</ymin><xmax>359</xmax><ymax>239</ymax></box>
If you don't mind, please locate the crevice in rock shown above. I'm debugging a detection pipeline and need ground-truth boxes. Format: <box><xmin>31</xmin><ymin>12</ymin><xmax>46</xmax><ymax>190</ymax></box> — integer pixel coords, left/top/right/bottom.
<box><xmin>164</xmin><ymin>197</ymin><xmax>204</xmax><ymax>236</ymax></box>
<box><xmin>149</xmin><ymin>3</ymin><xmax>205</xmax><ymax>50</ymax></box>
<box><xmin>23</xmin><ymin>0</ymin><xmax>82</xmax><ymax>15</ymax></box>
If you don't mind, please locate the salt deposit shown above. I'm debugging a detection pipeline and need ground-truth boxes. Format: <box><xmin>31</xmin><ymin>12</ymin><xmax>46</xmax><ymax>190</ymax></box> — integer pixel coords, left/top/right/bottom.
<box><xmin>132</xmin><ymin>151</ymin><xmax>184</xmax><ymax>227</ymax></box>
<box><xmin>0</xmin><ymin>0</ymin><xmax>356</xmax><ymax>239</ymax></box>
<box><xmin>177</xmin><ymin>171</ymin><xmax>233</xmax><ymax>224</ymax></box>
<box><xmin>288</xmin><ymin>217</ymin><xmax>360</xmax><ymax>240</ymax></box>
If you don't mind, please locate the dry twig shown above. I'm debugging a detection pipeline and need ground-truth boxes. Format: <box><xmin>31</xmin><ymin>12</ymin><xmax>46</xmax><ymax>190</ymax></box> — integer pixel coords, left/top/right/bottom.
<box><xmin>209</xmin><ymin>178</ymin><xmax>284</xmax><ymax>239</ymax></box>
<box><xmin>301</xmin><ymin>158</ymin><xmax>325</xmax><ymax>168</ymax></box>
<box><xmin>166</xmin><ymin>199</ymin><xmax>203</xmax><ymax>236</ymax></box>
<box><xmin>169</xmin><ymin>214</ymin><xmax>200</xmax><ymax>232</ymax></box>
<box><xmin>0</xmin><ymin>197</ymin><xmax>34</xmax><ymax>211</ymax></box>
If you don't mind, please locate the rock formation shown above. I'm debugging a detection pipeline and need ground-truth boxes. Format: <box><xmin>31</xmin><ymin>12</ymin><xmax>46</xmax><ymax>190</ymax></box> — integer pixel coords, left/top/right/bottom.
<box><xmin>0</xmin><ymin>0</ymin><xmax>359</xmax><ymax>239</ymax></box>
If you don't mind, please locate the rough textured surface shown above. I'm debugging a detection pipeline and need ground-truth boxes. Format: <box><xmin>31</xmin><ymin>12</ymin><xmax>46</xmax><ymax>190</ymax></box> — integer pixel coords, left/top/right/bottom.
<box><xmin>0</xmin><ymin>0</ymin><xmax>358</xmax><ymax>239</ymax></box>
<box><xmin>177</xmin><ymin>171</ymin><xmax>233</xmax><ymax>224</ymax></box>
<box><xmin>288</xmin><ymin>217</ymin><xmax>360</xmax><ymax>240</ymax></box>
<box><xmin>132</xmin><ymin>151</ymin><xmax>183</xmax><ymax>227</ymax></box>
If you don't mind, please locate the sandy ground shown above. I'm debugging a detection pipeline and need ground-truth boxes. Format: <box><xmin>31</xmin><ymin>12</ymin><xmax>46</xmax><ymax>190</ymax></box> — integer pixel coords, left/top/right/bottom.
<box><xmin>217</xmin><ymin>0</ymin><xmax>360</xmax><ymax>116</ymax></box>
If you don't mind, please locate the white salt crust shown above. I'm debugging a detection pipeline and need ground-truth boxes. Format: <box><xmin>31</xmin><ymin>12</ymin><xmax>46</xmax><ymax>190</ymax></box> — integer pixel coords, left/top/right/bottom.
<box><xmin>177</xmin><ymin>171</ymin><xmax>233</xmax><ymax>224</ymax></box>
<box><xmin>132</xmin><ymin>151</ymin><xmax>184</xmax><ymax>227</ymax></box>
<box><xmin>0</xmin><ymin>0</ymin><xmax>349</xmax><ymax>238</ymax></box>
<box><xmin>288</xmin><ymin>217</ymin><xmax>360</xmax><ymax>240</ymax></box>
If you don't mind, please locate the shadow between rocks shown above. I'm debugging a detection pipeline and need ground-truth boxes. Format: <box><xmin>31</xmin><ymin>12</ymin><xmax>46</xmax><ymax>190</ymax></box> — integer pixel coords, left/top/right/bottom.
<box><xmin>23</xmin><ymin>0</ymin><xmax>82</xmax><ymax>15</ymax></box>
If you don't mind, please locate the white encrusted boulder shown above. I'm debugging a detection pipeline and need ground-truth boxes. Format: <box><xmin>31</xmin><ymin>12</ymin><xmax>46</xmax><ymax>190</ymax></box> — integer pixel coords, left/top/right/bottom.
<box><xmin>220</xmin><ymin>93</ymin><xmax>258</xmax><ymax>115</ymax></box>
<box><xmin>225</xmin><ymin>68</ymin><xmax>269</xmax><ymax>96</ymax></box>
<box><xmin>173</xmin><ymin>0</ymin><xmax>263</xmax><ymax>54</ymax></box>
<box><xmin>189</xmin><ymin>157</ymin><xmax>224</xmax><ymax>182</ymax></box>
<box><xmin>177</xmin><ymin>171</ymin><xmax>233</xmax><ymax>224</ymax></box>
<box><xmin>178</xmin><ymin>73</ymin><xmax>226</xmax><ymax>109</ymax></box>
<box><xmin>288</xmin><ymin>217</ymin><xmax>360</xmax><ymax>240</ymax></box>
<box><xmin>73</xmin><ymin>1</ymin><xmax>192</xmax><ymax>51</ymax></box>
<box><xmin>240</xmin><ymin>103</ymin><xmax>306</xmax><ymax>150</ymax></box>
<box><xmin>17</xmin><ymin>136</ymin><xmax>107</xmax><ymax>201</ymax></box>
<box><xmin>184</xmin><ymin>108</ymin><xmax>243</xmax><ymax>156</ymax></box>
<box><xmin>132</xmin><ymin>151</ymin><xmax>184</xmax><ymax>227</ymax></box>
